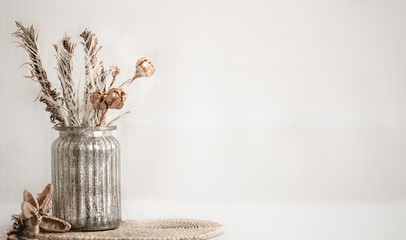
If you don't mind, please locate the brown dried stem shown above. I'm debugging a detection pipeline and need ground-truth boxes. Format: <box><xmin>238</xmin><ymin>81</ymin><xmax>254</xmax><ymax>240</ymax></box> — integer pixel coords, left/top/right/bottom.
<box><xmin>108</xmin><ymin>66</ymin><xmax>120</xmax><ymax>90</ymax></box>
<box><xmin>106</xmin><ymin>111</ymin><xmax>130</xmax><ymax>126</ymax></box>
<box><xmin>99</xmin><ymin>109</ymin><xmax>108</xmax><ymax>126</ymax></box>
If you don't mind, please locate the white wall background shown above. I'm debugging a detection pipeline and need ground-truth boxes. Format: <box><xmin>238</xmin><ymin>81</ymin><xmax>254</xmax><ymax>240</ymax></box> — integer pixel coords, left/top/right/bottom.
<box><xmin>1</xmin><ymin>0</ymin><xmax>406</xmax><ymax>239</ymax></box>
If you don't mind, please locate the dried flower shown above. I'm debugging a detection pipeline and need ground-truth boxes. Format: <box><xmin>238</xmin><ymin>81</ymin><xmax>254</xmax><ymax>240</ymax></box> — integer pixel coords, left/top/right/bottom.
<box><xmin>118</xmin><ymin>58</ymin><xmax>156</xmax><ymax>89</ymax></box>
<box><xmin>90</xmin><ymin>90</ymin><xmax>108</xmax><ymax>111</ymax></box>
<box><xmin>135</xmin><ymin>57</ymin><xmax>155</xmax><ymax>78</ymax></box>
<box><xmin>105</xmin><ymin>88</ymin><xmax>128</xmax><ymax>109</ymax></box>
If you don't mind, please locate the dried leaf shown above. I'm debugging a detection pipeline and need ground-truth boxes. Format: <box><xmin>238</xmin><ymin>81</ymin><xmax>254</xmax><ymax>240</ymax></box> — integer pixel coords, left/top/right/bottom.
<box><xmin>37</xmin><ymin>184</ymin><xmax>53</xmax><ymax>212</ymax></box>
<box><xmin>40</xmin><ymin>215</ymin><xmax>71</xmax><ymax>233</ymax></box>
<box><xmin>23</xmin><ymin>190</ymin><xmax>39</xmax><ymax>210</ymax></box>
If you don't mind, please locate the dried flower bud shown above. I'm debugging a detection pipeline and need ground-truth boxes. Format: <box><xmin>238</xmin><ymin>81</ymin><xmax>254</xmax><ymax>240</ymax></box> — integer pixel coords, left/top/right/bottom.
<box><xmin>90</xmin><ymin>90</ymin><xmax>102</xmax><ymax>104</ymax></box>
<box><xmin>105</xmin><ymin>88</ymin><xmax>128</xmax><ymax>109</ymax></box>
<box><xmin>90</xmin><ymin>90</ymin><xmax>108</xmax><ymax>111</ymax></box>
<box><xmin>135</xmin><ymin>57</ymin><xmax>155</xmax><ymax>78</ymax></box>
<box><xmin>93</xmin><ymin>100</ymin><xmax>108</xmax><ymax>112</ymax></box>
<box><xmin>112</xmin><ymin>66</ymin><xmax>120</xmax><ymax>78</ymax></box>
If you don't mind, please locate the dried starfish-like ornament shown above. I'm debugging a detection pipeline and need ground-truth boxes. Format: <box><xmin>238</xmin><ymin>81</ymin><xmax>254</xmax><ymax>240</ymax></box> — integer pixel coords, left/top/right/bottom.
<box><xmin>6</xmin><ymin>184</ymin><xmax>71</xmax><ymax>240</ymax></box>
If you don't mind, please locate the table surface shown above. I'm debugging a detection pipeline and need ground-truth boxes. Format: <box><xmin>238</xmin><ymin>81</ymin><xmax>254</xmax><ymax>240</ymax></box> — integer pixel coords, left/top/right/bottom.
<box><xmin>2</xmin><ymin>201</ymin><xmax>406</xmax><ymax>240</ymax></box>
<box><xmin>39</xmin><ymin>219</ymin><xmax>223</xmax><ymax>240</ymax></box>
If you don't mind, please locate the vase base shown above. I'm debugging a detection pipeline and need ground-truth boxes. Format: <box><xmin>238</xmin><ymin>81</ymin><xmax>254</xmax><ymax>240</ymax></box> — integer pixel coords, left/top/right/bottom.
<box><xmin>69</xmin><ymin>221</ymin><xmax>120</xmax><ymax>232</ymax></box>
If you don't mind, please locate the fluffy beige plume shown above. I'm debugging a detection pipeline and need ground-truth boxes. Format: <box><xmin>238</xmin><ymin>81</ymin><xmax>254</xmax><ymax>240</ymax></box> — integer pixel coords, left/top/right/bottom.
<box><xmin>13</xmin><ymin>21</ymin><xmax>66</xmax><ymax>126</ymax></box>
<box><xmin>80</xmin><ymin>29</ymin><xmax>103</xmax><ymax>126</ymax></box>
<box><xmin>54</xmin><ymin>34</ymin><xmax>80</xmax><ymax>126</ymax></box>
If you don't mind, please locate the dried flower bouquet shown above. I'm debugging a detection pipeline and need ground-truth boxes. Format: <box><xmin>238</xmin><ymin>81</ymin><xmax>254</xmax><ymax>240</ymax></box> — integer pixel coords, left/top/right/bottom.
<box><xmin>13</xmin><ymin>21</ymin><xmax>155</xmax><ymax>127</ymax></box>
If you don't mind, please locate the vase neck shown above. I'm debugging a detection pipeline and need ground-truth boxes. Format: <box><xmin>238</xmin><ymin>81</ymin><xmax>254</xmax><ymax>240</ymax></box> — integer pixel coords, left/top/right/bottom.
<box><xmin>55</xmin><ymin>126</ymin><xmax>116</xmax><ymax>137</ymax></box>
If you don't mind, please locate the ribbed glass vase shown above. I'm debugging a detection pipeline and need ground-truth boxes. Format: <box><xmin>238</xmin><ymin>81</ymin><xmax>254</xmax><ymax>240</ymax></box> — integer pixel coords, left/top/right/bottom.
<box><xmin>51</xmin><ymin>126</ymin><xmax>121</xmax><ymax>231</ymax></box>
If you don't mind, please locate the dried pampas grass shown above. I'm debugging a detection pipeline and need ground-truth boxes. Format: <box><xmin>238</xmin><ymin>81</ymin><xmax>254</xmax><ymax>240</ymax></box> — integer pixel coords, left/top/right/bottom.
<box><xmin>13</xmin><ymin>21</ymin><xmax>66</xmax><ymax>126</ymax></box>
<box><xmin>80</xmin><ymin>29</ymin><xmax>103</xmax><ymax>125</ymax></box>
<box><xmin>54</xmin><ymin>35</ymin><xmax>80</xmax><ymax>126</ymax></box>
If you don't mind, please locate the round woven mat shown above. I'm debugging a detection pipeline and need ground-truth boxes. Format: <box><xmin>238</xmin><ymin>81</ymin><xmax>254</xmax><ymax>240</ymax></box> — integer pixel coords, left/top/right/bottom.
<box><xmin>39</xmin><ymin>219</ymin><xmax>223</xmax><ymax>240</ymax></box>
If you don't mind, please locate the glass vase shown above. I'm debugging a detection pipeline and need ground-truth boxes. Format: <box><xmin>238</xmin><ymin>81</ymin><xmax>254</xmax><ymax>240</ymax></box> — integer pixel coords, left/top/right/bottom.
<box><xmin>51</xmin><ymin>126</ymin><xmax>121</xmax><ymax>231</ymax></box>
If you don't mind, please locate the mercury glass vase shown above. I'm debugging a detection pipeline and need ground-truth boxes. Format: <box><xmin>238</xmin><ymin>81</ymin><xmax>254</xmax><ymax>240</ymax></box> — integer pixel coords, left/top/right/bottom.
<box><xmin>51</xmin><ymin>126</ymin><xmax>121</xmax><ymax>231</ymax></box>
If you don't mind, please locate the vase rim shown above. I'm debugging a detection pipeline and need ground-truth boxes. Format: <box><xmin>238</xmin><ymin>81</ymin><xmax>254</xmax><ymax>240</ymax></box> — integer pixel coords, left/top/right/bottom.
<box><xmin>53</xmin><ymin>126</ymin><xmax>117</xmax><ymax>131</ymax></box>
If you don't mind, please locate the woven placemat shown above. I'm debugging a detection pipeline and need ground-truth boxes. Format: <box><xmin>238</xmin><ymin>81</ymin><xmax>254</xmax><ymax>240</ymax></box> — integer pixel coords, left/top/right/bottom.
<box><xmin>39</xmin><ymin>219</ymin><xmax>223</xmax><ymax>240</ymax></box>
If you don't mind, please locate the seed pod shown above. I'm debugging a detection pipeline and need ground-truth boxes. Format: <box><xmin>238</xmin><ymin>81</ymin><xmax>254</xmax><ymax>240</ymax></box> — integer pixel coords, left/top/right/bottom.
<box><xmin>105</xmin><ymin>88</ymin><xmax>128</xmax><ymax>109</ymax></box>
<box><xmin>90</xmin><ymin>90</ymin><xmax>108</xmax><ymax>111</ymax></box>
<box><xmin>135</xmin><ymin>57</ymin><xmax>155</xmax><ymax>78</ymax></box>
